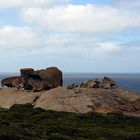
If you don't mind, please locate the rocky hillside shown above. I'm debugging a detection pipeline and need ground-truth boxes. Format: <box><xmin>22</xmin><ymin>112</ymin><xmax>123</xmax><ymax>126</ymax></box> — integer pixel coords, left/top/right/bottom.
<box><xmin>0</xmin><ymin>86</ymin><xmax>140</xmax><ymax>117</ymax></box>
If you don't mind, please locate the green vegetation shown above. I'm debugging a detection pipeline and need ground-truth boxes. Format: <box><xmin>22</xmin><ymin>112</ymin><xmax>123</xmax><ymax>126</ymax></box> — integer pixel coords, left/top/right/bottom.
<box><xmin>0</xmin><ymin>104</ymin><xmax>139</xmax><ymax>140</ymax></box>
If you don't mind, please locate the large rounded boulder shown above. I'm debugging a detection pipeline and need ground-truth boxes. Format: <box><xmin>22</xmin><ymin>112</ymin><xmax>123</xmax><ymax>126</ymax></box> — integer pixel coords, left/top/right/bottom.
<box><xmin>1</xmin><ymin>76</ymin><xmax>22</xmax><ymax>88</ymax></box>
<box><xmin>20</xmin><ymin>67</ymin><xmax>63</xmax><ymax>91</ymax></box>
<box><xmin>36</xmin><ymin>67</ymin><xmax>63</xmax><ymax>89</ymax></box>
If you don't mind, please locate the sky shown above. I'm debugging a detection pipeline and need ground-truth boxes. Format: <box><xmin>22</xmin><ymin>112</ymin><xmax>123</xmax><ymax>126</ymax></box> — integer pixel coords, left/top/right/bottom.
<box><xmin>0</xmin><ymin>0</ymin><xmax>140</xmax><ymax>73</ymax></box>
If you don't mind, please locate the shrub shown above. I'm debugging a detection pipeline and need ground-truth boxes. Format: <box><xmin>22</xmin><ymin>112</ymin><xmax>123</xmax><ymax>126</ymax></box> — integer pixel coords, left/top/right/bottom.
<box><xmin>0</xmin><ymin>104</ymin><xmax>139</xmax><ymax>140</ymax></box>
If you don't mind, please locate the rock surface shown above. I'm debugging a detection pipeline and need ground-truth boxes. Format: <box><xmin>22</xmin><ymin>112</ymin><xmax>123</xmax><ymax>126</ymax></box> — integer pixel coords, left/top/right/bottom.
<box><xmin>0</xmin><ymin>87</ymin><xmax>140</xmax><ymax>117</ymax></box>
<box><xmin>100</xmin><ymin>77</ymin><xmax>117</xmax><ymax>89</ymax></box>
<box><xmin>20</xmin><ymin>67</ymin><xmax>63</xmax><ymax>91</ymax></box>
<box><xmin>80</xmin><ymin>77</ymin><xmax>117</xmax><ymax>89</ymax></box>
<box><xmin>1</xmin><ymin>77</ymin><xmax>22</xmax><ymax>88</ymax></box>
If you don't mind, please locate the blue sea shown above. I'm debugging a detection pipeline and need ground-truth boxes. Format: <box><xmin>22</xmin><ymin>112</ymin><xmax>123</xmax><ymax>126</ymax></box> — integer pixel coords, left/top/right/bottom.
<box><xmin>0</xmin><ymin>73</ymin><xmax>140</xmax><ymax>93</ymax></box>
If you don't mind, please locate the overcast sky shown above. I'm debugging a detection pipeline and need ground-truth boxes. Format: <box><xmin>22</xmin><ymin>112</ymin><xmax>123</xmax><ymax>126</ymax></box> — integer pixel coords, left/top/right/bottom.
<box><xmin>0</xmin><ymin>0</ymin><xmax>140</xmax><ymax>73</ymax></box>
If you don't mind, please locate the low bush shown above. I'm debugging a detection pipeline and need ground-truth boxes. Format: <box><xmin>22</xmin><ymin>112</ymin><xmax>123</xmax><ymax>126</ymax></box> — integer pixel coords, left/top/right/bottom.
<box><xmin>0</xmin><ymin>104</ymin><xmax>139</xmax><ymax>140</ymax></box>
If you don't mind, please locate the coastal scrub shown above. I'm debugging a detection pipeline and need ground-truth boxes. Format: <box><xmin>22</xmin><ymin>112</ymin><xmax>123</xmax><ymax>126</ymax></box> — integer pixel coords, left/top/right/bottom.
<box><xmin>0</xmin><ymin>104</ymin><xmax>139</xmax><ymax>140</ymax></box>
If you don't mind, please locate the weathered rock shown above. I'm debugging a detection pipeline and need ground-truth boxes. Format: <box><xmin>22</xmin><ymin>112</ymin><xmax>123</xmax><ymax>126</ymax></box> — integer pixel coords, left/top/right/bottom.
<box><xmin>20</xmin><ymin>67</ymin><xmax>63</xmax><ymax>91</ymax></box>
<box><xmin>1</xmin><ymin>76</ymin><xmax>22</xmax><ymax>88</ymax></box>
<box><xmin>35</xmin><ymin>87</ymin><xmax>93</xmax><ymax>113</ymax></box>
<box><xmin>131</xmin><ymin>99</ymin><xmax>140</xmax><ymax>111</ymax></box>
<box><xmin>20</xmin><ymin>68</ymin><xmax>34</xmax><ymax>78</ymax></box>
<box><xmin>20</xmin><ymin>68</ymin><xmax>35</xmax><ymax>90</ymax></box>
<box><xmin>80</xmin><ymin>79</ymin><xmax>100</xmax><ymax>88</ymax></box>
<box><xmin>0</xmin><ymin>88</ymin><xmax>42</xmax><ymax>109</ymax></box>
<box><xmin>100</xmin><ymin>77</ymin><xmax>117</xmax><ymax>89</ymax></box>
<box><xmin>80</xmin><ymin>77</ymin><xmax>117</xmax><ymax>89</ymax></box>
<box><xmin>24</xmin><ymin>75</ymin><xmax>45</xmax><ymax>92</ymax></box>
<box><xmin>92</xmin><ymin>106</ymin><xmax>122</xmax><ymax>113</ymax></box>
<box><xmin>0</xmin><ymin>87</ymin><xmax>140</xmax><ymax>116</ymax></box>
<box><xmin>67</xmin><ymin>83</ymin><xmax>79</xmax><ymax>89</ymax></box>
<box><xmin>35</xmin><ymin>67</ymin><xmax>63</xmax><ymax>89</ymax></box>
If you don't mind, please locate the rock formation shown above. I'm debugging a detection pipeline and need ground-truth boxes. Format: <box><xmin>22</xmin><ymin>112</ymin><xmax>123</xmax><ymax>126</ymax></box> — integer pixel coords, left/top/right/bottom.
<box><xmin>0</xmin><ymin>86</ymin><xmax>140</xmax><ymax>117</ymax></box>
<box><xmin>67</xmin><ymin>83</ymin><xmax>79</xmax><ymax>89</ymax></box>
<box><xmin>1</xmin><ymin>67</ymin><xmax>63</xmax><ymax>92</ymax></box>
<box><xmin>1</xmin><ymin>76</ymin><xmax>22</xmax><ymax>88</ymax></box>
<box><xmin>0</xmin><ymin>68</ymin><xmax>140</xmax><ymax>117</ymax></box>
<box><xmin>80</xmin><ymin>77</ymin><xmax>117</xmax><ymax>89</ymax></box>
<box><xmin>20</xmin><ymin>67</ymin><xmax>63</xmax><ymax>91</ymax></box>
<box><xmin>100</xmin><ymin>77</ymin><xmax>117</xmax><ymax>89</ymax></box>
<box><xmin>80</xmin><ymin>79</ymin><xmax>100</xmax><ymax>88</ymax></box>
<box><xmin>20</xmin><ymin>68</ymin><xmax>35</xmax><ymax>90</ymax></box>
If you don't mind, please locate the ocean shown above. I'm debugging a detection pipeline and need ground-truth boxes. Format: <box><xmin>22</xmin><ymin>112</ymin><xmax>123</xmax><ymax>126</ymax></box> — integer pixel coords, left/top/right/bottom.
<box><xmin>0</xmin><ymin>73</ymin><xmax>140</xmax><ymax>93</ymax></box>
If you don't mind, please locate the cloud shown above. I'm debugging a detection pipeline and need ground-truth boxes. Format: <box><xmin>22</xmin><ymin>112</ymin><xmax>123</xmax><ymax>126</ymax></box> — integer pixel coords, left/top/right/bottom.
<box><xmin>0</xmin><ymin>0</ymin><xmax>69</xmax><ymax>8</ymax></box>
<box><xmin>0</xmin><ymin>25</ymin><xmax>122</xmax><ymax>58</ymax></box>
<box><xmin>22</xmin><ymin>4</ymin><xmax>140</xmax><ymax>33</ymax></box>
<box><xmin>0</xmin><ymin>25</ymin><xmax>139</xmax><ymax>55</ymax></box>
<box><xmin>114</xmin><ymin>0</ymin><xmax>140</xmax><ymax>9</ymax></box>
<box><xmin>0</xmin><ymin>25</ymin><xmax>140</xmax><ymax>72</ymax></box>
<box><xmin>0</xmin><ymin>25</ymin><xmax>38</xmax><ymax>48</ymax></box>
<box><xmin>0</xmin><ymin>1</ymin><xmax>140</xmax><ymax>72</ymax></box>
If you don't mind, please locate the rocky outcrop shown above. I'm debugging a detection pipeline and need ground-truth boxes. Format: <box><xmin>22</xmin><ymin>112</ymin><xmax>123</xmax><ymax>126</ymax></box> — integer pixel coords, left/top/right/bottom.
<box><xmin>0</xmin><ymin>86</ymin><xmax>140</xmax><ymax>117</ymax></box>
<box><xmin>67</xmin><ymin>83</ymin><xmax>79</xmax><ymax>89</ymax></box>
<box><xmin>35</xmin><ymin>67</ymin><xmax>63</xmax><ymax>89</ymax></box>
<box><xmin>20</xmin><ymin>67</ymin><xmax>63</xmax><ymax>91</ymax></box>
<box><xmin>1</xmin><ymin>67</ymin><xmax>63</xmax><ymax>92</ymax></box>
<box><xmin>80</xmin><ymin>77</ymin><xmax>117</xmax><ymax>89</ymax></box>
<box><xmin>100</xmin><ymin>77</ymin><xmax>117</xmax><ymax>89</ymax></box>
<box><xmin>1</xmin><ymin>77</ymin><xmax>22</xmax><ymax>88</ymax></box>
<box><xmin>80</xmin><ymin>79</ymin><xmax>100</xmax><ymax>88</ymax></box>
<box><xmin>0</xmin><ymin>73</ymin><xmax>140</xmax><ymax>117</ymax></box>
<box><xmin>20</xmin><ymin>68</ymin><xmax>35</xmax><ymax>90</ymax></box>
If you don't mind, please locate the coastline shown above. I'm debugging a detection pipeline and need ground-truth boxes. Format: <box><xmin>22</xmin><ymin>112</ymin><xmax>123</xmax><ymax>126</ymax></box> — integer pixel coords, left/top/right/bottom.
<box><xmin>0</xmin><ymin>86</ymin><xmax>140</xmax><ymax>117</ymax></box>
<box><xmin>1</xmin><ymin>73</ymin><xmax>140</xmax><ymax>93</ymax></box>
